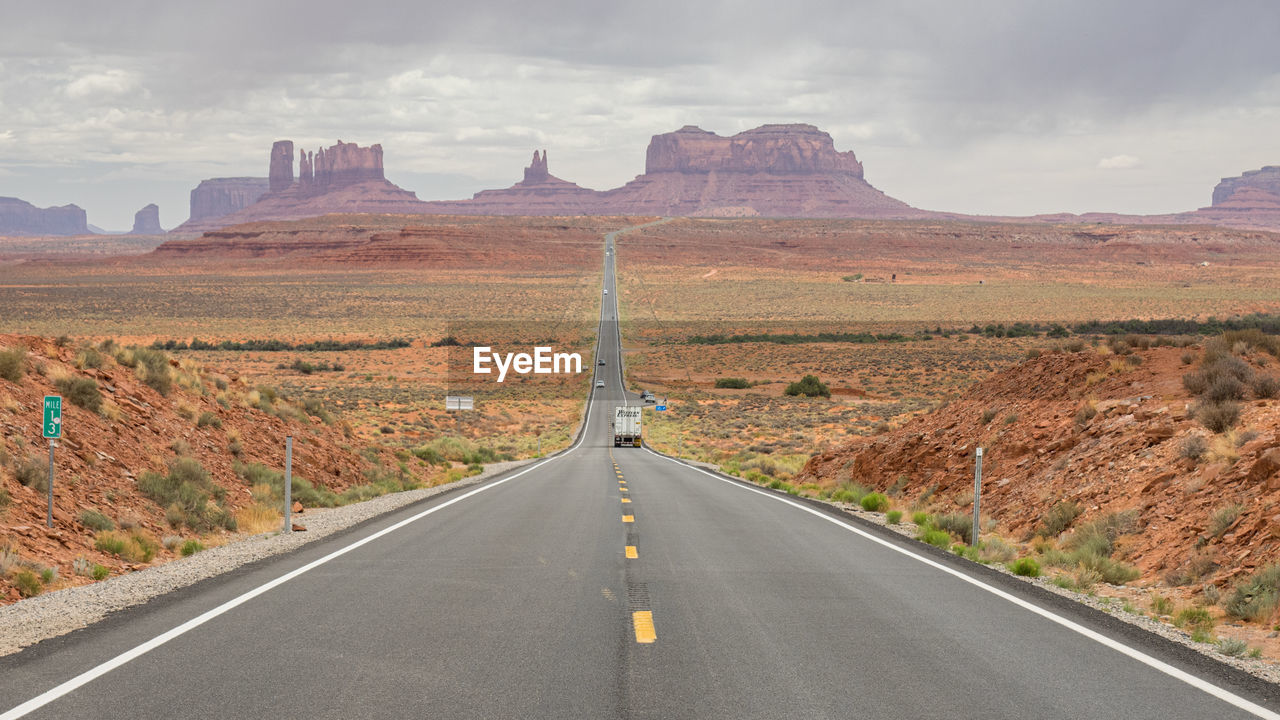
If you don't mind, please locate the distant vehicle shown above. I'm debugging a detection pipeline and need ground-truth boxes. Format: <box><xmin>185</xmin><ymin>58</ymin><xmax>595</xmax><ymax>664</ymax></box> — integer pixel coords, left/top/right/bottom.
<box><xmin>598</xmin><ymin>359</ymin><xmax>606</xmax><ymax>366</ymax></box>
<box><xmin>603</xmin><ymin>289</ymin><xmax>609</xmax><ymax>295</ymax></box>
<box><xmin>596</xmin><ymin>380</ymin><xmax>605</xmax><ymax>388</ymax></box>
<box><xmin>613</xmin><ymin>406</ymin><xmax>642</xmax><ymax>447</ymax></box>
<box><xmin>641</xmin><ymin>390</ymin><xmax>655</xmax><ymax>402</ymax></box>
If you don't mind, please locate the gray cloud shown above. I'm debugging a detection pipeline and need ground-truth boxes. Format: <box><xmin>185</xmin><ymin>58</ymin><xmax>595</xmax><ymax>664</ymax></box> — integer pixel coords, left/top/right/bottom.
<box><xmin>2</xmin><ymin>1</ymin><xmax>1279</xmax><ymax>228</ymax></box>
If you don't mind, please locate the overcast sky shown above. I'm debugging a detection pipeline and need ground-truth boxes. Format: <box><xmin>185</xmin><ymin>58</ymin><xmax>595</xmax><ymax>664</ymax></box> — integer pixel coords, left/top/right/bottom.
<box><xmin>2</xmin><ymin>0</ymin><xmax>1278</xmax><ymax>230</ymax></box>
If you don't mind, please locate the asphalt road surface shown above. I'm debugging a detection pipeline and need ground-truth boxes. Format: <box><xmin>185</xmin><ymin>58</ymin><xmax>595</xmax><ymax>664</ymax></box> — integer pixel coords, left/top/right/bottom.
<box><xmin>2</xmin><ymin>222</ymin><xmax>1279</xmax><ymax>719</ymax></box>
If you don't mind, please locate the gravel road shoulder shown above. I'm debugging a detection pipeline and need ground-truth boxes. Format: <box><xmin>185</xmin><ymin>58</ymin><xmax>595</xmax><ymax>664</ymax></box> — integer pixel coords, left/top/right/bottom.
<box><xmin>0</xmin><ymin>458</ymin><xmax>535</xmax><ymax>656</ymax></box>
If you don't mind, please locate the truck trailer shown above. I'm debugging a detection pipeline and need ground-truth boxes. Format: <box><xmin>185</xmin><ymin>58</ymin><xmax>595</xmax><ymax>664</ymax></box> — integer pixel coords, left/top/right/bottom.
<box><xmin>613</xmin><ymin>406</ymin><xmax>642</xmax><ymax>447</ymax></box>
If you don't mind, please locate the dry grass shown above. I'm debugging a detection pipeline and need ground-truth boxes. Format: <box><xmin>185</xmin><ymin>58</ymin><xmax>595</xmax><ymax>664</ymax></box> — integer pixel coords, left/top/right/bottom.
<box><xmin>235</xmin><ymin>504</ymin><xmax>282</xmax><ymax>535</ymax></box>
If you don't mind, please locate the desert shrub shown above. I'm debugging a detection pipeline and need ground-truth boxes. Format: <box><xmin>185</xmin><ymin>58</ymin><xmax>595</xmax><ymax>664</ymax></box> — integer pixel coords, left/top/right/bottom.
<box><xmin>831</xmin><ymin>483</ymin><xmax>870</xmax><ymax>505</ymax></box>
<box><xmin>1209</xmin><ymin>504</ymin><xmax>1244</xmax><ymax>538</ymax></box>
<box><xmin>180</xmin><ymin>539</ymin><xmax>205</xmax><ymax>557</ymax></box>
<box><xmin>1217</xmin><ymin>637</ymin><xmax>1248</xmax><ymax>657</ymax></box>
<box><xmin>1254</xmin><ymin>375</ymin><xmax>1280</xmax><ymax>399</ymax></box>
<box><xmin>886</xmin><ymin>510</ymin><xmax>903</xmax><ymax>525</ymax></box>
<box><xmin>302</xmin><ymin>397</ymin><xmax>334</xmax><ymax>424</ymax></box>
<box><xmin>15</xmin><ymin>457</ymin><xmax>48</xmax><ymax>492</ymax></box>
<box><xmin>1165</xmin><ymin>548</ymin><xmax>1219</xmax><ymax>586</ymax></box>
<box><xmin>934</xmin><ymin>513</ymin><xmax>973</xmax><ymax>544</ymax></box>
<box><xmin>1181</xmin><ymin>351</ymin><xmax>1197</xmax><ymax>366</ymax></box>
<box><xmin>860</xmin><ymin>492</ymin><xmax>889</xmax><ymax>512</ymax></box>
<box><xmin>784</xmin><ymin>375</ymin><xmax>830</xmax><ymax>398</ymax></box>
<box><xmin>911</xmin><ymin>511</ymin><xmax>929</xmax><ymax>526</ymax></box>
<box><xmin>131</xmin><ymin>347</ymin><xmax>173</xmax><ymax>395</ymax></box>
<box><xmin>1065</xmin><ymin>510</ymin><xmax>1138</xmax><ymax>557</ymax></box>
<box><xmin>1225</xmin><ymin>564</ymin><xmax>1280</xmax><ymax>622</ymax></box>
<box><xmin>1009</xmin><ymin>557</ymin><xmax>1041</xmax><ymax>577</ymax></box>
<box><xmin>162</xmin><ymin>535</ymin><xmax>183</xmax><ymax>551</ymax></box>
<box><xmin>714</xmin><ymin>377</ymin><xmax>751</xmax><ymax>389</ymax></box>
<box><xmin>1193</xmin><ymin>400</ymin><xmax>1240</xmax><ymax>433</ymax></box>
<box><xmin>979</xmin><ymin>537</ymin><xmax>1017</xmax><ymax>564</ymax></box>
<box><xmin>1151</xmin><ymin>595</ymin><xmax>1174</xmax><ymax>616</ymax></box>
<box><xmin>137</xmin><ymin>458</ymin><xmax>232</xmax><ymax>531</ymax></box>
<box><xmin>412</xmin><ymin>446</ymin><xmax>446</xmax><ymax>465</ymax></box>
<box><xmin>1037</xmin><ymin>500</ymin><xmax>1082</xmax><ymax>537</ymax></box>
<box><xmin>78</xmin><ymin>509</ymin><xmax>115</xmax><ymax>532</ymax></box>
<box><xmin>55</xmin><ymin>376</ymin><xmax>102</xmax><ymax>412</ymax></box>
<box><xmin>1179</xmin><ymin>435</ymin><xmax>1208</xmax><ymax>461</ymax></box>
<box><xmin>0</xmin><ymin>346</ymin><xmax>26</xmax><ymax>382</ymax></box>
<box><xmin>1074</xmin><ymin>402</ymin><xmax>1097</xmax><ymax>427</ymax></box>
<box><xmin>196</xmin><ymin>411</ymin><xmax>222</xmax><ymax>428</ymax></box>
<box><xmin>74</xmin><ymin>347</ymin><xmax>104</xmax><ymax>369</ymax></box>
<box><xmin>918</xmin><ymin>527</ymin><xmax>952</xmax><ymax>549</ymax></box>
<box><xmin>1205</xmin><ymin>374</ymin><xmax>1246</xmax><ymax>403</ymax></box>
<box><xmin>1174</xmin><ymin>606</ymin><xmax>1215</xmax><ymax>635</ymax></box>
<box><xmin>94</xmin><ymin>529</ymin><xmax>157</xmax><ymax>563</ymax></box>
<box><xmin>980</xmin><ymin>408</ymin><xmax>998</xmax><ymax>425</ymax></box>
<box><xmin>1075</xmin><ymin>553</ymin><xmax>1140</xmax><ymax>585</ymax></box>
<box><xmin>13</xmin><ymin>569</ymin><xmax>42</xmax><ymax>597</ymax></box>
<box><xmin>92</xmin><ymin>564</ymin><xmax>110</xmax><ymax>580</ymax></box>
<box><xmin>0</xmin><ymin>488</ymin><xmax>9</xmax><ymax>509</ymax></box>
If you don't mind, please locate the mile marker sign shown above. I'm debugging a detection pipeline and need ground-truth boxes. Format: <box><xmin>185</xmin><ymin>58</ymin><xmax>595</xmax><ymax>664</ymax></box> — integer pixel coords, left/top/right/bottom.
<box><xmin>43</xmin><ymin>396</ymin><xmax>62</xmax><ymax>439</ymax></box>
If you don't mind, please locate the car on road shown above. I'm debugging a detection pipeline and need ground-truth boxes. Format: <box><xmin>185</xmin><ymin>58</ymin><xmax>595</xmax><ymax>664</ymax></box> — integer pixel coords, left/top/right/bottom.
<box><xmin>596</xmin><ymin>380</ymin><xmax>605</xmax><ymax>388</ymax></box>
<box><xmin>603</xmin><ymin>289</ymin><xmax>608</xmax><ymax>294</ymax></box>
<box><xmin>598</xmin><ymin>359</ymin><xmax>606</xmax><ymax>365</ymax></box>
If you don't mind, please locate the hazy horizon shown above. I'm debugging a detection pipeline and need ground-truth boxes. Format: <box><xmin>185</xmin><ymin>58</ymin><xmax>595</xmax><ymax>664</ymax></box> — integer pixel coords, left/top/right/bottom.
<box><xmin>2</xmin><ymin>0</ymin><xmax>1279</xmax><ymax>230</ymax></box>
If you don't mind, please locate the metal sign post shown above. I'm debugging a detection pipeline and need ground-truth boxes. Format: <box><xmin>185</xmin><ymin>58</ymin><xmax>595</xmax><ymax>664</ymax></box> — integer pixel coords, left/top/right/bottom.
<box><xmin>42</xmin><ymin>396</ymin><xmax>62</xmax><ymax>528</ymax></box>
<box><xmin>972</xmin><ymin>447</ymin><xmax>984</xmax><ymax>546</ymax></box>
<box><xmin>284</xmin><ymin>436</ymin><xmax>293</xmax><ymax>534</ymax></box>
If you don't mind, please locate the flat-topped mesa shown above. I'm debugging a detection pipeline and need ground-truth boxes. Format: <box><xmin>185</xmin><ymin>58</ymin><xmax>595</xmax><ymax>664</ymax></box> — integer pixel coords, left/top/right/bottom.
<box><xmin>186</xmin><ymin>178</ymin><xmax>270</xmax><ymax>225</ymax></box>
<box><xmin>523</xmin><ymin>150</ymin><xmax>549</xmax><ymax>183</ymax></box>
<box><xmin>1212</xmin><ymin>165</ymin><xmax>1280</xmax><ymax>207</ymax></box>
<box><xmin>0</xmin><ymin>197</ymin><xmax>89</xmax><ymax>236</ymax></box>
<box><xmin>644</xmin><ymin>124</ymin><xmax>864</xmax><ymax>177</ymax></box>
<box><xmin>312</xmin><ymin>140</ymin><xmax>384</xmax><ymax>189</ymax></box>
<box><xmin>269</xmin><ymin>140</ymin><xmax>294</xmax><ymax>193</ymax></box>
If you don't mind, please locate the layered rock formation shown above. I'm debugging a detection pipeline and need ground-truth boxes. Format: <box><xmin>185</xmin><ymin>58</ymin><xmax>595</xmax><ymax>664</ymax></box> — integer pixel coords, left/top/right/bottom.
<box><xmin>182</xmin><ymin>178</ymin><xmax>270</xmax><ymax>229</ymax></box>
<box><xmin>0</xmin><ymin>197</ymin><xmax>89</xmax><ymax>236</ymax></box>
<box><xmin>425</xmin><ymin>150</ymin><xmax>600</xmax><ymax>215</ymax></box>
<box><xmin>644</xmin><ymin>124</ymin><xmax>865</xmax><ymax>175</ymax></box>
<box><xmin>129</xmin><ymin>204</ymin><xmax>163</xmax><ymax>234</ymax></box>
<box><xmin>269</xmin><ymin>140</ymin><xmax>294</xmax><ymax>193</ymax></box>
<box><xmin>1212</xmin><ymin>166</ymin><xmax>1280</xmax><ymax>207</ymax></box>
<box><xmin>598</xmin><ymin>124</ymin><xmax>920</xmax><ymax>218</ymax></box>
<box><xmin>177</xmin><ymin>140</ymin><xmax>419</xmax><ymax>231</ymax></box>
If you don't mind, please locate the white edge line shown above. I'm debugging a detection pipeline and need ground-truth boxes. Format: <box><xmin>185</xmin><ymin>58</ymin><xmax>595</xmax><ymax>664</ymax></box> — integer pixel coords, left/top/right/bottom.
<box><xmin>644</xmin><ymin>448</ymin><xmax>1280</xmax><ymax>720</ymax></box>
<box><xmin>2</xmin><ymin>318</ymin><xmax>608</xmax><ymax>720</ymax></box>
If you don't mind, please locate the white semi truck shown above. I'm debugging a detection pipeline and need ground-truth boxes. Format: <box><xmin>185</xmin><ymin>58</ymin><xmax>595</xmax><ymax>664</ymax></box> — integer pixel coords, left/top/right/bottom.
<box><xmin>613</xmin><ymin>406</ymin><xmax>642</xmax><ymax>447</ymax></box>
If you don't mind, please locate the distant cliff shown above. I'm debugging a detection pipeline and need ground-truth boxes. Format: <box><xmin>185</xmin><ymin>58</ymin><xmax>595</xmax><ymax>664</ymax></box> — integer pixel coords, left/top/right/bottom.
<box><xmin>0</xmin><ymin>197</ymin><xmax>89</xmax><ymax>236</ymax></box>
<box><xmin>1212</xmin><ymin>166</ymin><xmax>1280</xmax><ymax>208</ymax></box>
<box><xmin>129</xmin><ymin>204</ymin><xmax>164</xmax><ymax>234</ymax></box>
<box><xmin>183</xmin><ymin>178</ymin><xmax>270</xmax><ymax>230</ymax></box>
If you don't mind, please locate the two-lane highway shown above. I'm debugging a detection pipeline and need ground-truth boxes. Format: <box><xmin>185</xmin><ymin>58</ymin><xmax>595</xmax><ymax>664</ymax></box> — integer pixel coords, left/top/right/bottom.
<box><xmin>2</xmin><ymin>221</ymin><xmax>1278</xmax><ymax>718</ymax></box>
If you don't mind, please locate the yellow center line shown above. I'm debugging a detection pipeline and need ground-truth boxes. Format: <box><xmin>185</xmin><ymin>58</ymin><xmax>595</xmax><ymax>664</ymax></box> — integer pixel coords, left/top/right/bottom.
<box><xmin>622</xmin><ymin>515</ymin><xmax>634</xmax><ymax>523</ymax></box>
<box><xmin>620</xmin><ymin>487</ymin><xmax>628</xmax><ymax>493</ymax></box>
<box><xmin>632</xmin><ymin>611</ymin><xmax>656</xmax><ymax>643</ymax></box>
<box><xmin>625</xmin><ymin>545</ymin><xmax>638</xmax><ymax>559</ymax></box>
<box><xmin>621</xmin><ymin>497</ymin><xmax>631</xmax><ymax>503</ymax></box>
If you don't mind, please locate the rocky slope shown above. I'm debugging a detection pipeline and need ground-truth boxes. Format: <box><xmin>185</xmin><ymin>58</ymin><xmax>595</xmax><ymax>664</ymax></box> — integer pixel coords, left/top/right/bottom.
<box><xmin>797</xmin><ymin>338</ymin><xmax>1280</xmax><ymax>594</ymax></box>
<box><xmin>0</xmin><ymin>334</ymin><xmax>428</xmax><ymax>604</ymax></box>
<box><xmin>0</xmin><ymin>197</ymin><xmax>89</xmax><ymax>236</ymax></box>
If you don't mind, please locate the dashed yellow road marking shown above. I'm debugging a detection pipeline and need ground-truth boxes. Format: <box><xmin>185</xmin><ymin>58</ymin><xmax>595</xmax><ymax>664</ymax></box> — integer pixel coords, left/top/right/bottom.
<box><xmin>622</xmin><ymin>515</ymin><xmax>634</xmax><ymax>523</ymax></box>
<box><xmin>632</xmin><ymin>611</ymin><xmax>656</xmax><ymax>643</ymax></box>
<box><xmin>625</xmin><ymin>545</ymin><xmax>638</xmax><ymax>559</ymax></box>
<box><xmin>620</xmin><ymin>487</ymin><xmax>628</xmax><ymax>493</ymax></box>
<box><xmin>621</xmin><ymin>497</ymin><xmax>631</xmax><ymax>503</ymax></box>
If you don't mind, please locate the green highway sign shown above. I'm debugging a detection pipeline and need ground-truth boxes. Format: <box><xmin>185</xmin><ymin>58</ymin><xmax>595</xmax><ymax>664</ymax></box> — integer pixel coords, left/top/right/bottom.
<box><xmin>43</xmin><ymin>395</ymin><xmax>62</xmax><ymax>439</ymax></box>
